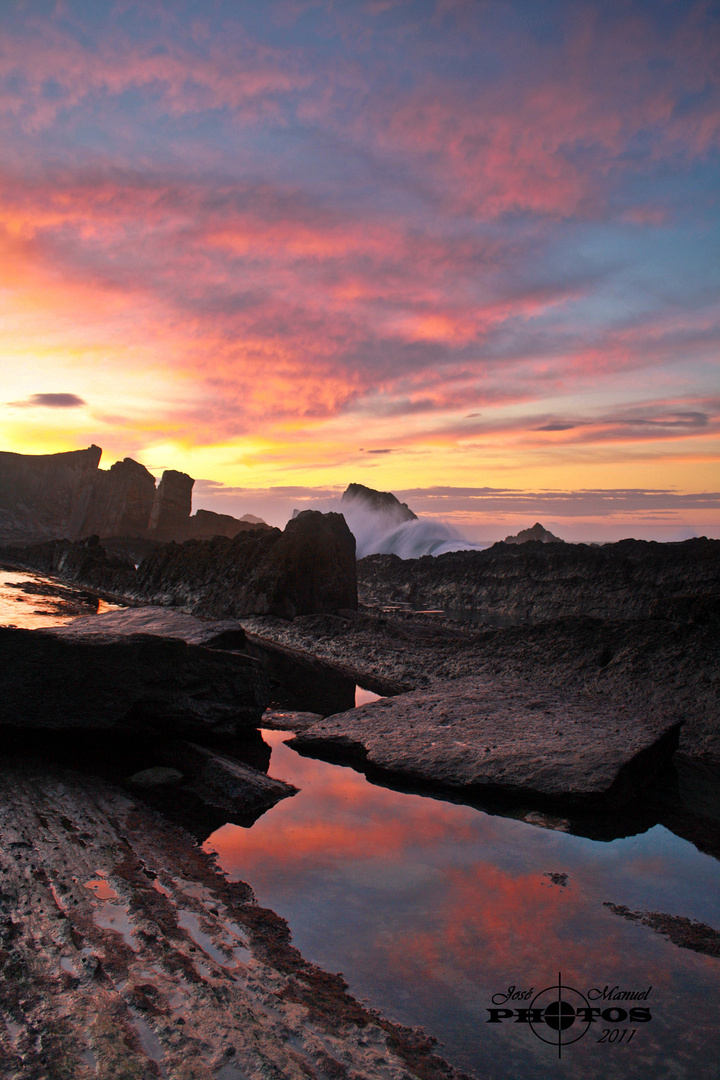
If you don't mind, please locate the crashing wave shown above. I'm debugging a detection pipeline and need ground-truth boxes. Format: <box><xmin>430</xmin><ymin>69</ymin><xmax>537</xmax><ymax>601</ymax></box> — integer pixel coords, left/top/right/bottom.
<box><xmin>339</xmin><ymin>491</ymin><xmax>486</xmax><ymax>559</ymax></box>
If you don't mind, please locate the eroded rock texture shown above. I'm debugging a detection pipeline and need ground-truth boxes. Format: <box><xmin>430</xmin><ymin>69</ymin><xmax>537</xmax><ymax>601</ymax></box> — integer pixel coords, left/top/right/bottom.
<box><xmin>358</xmin><ymin>537</ymin><xmax>720</xmax><ymax>623</ymax></box>
<box><xmin>291</xmin><ymin>677</ymin><xmax>682</xmax><ymax>809</ymax></box>
<box><xmin>0</xmin><ymin>762</ymin><xmax>465</xmax><ymax>1080</ymax></box>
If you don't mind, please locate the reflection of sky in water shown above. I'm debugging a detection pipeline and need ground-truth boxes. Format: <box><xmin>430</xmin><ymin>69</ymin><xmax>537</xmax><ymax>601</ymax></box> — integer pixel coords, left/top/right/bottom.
<box><xmin>208</xmin><ymin>730</ymin><xmax>720</xmax><ymax>1080</ymax></box>
<box><xmin>0</xmin><ymin>569</ymin><xmax>121</xmax><ymax>629</ymax></box>
<box><xmin>355</xmin><ymin>686</ymin><xmax>382</xmax><ymax>707</ymax></box>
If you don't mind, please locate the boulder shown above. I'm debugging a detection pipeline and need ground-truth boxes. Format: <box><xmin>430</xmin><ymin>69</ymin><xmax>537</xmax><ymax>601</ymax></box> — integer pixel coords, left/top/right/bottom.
<box><xmin>247</xmin><ymin>510</ymin><xmax>357</xmax><ymax>619</ymax></box>
<box><xmin>128</xmin><ymin>766</ymin><xmax>184</xmax><ymax>788</ymax></box>
<box><xmin>290</xmin><ymin>677</ymin><xmax>683</xmax><ymax>809</ymax></box>
<box><xmin>0</xmin><ymin>624</ymin><xmax>268</xmax><ymax>736</ymax></box>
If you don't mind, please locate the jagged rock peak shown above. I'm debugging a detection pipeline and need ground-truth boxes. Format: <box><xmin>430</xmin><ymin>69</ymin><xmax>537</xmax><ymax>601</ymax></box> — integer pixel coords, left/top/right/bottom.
<box><xmin>148</xmin><ymin>469</ymin><xmax>194</xmax><ymax>541</ymax></box>
<box><xmin>504</xmin><ymin>522</ymin><xmax>564</xmax><ymax>544</ymax></box>
<box><xmin>0</xmin><ymin>444</ymin><xmax>270</xmax><ymax>544</ymax></box>
<box><xmin>341</xmin><ymin>483</ymin><xmax>417</xmax><ymax>522</ymax></box>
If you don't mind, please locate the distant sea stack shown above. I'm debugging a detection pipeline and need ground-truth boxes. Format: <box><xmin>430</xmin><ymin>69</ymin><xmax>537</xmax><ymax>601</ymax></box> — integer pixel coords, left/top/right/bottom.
<box><xmin>341</xmin><ymin>483</ymin><xmax>417</xmax><ymax>523</ymax></box>
<box><xmin>504</xmin><ymin>522</ymin><xmax>564</xmax><ymax>544</ymax></box>
<box><xmin>0</xmin><ymin>445</ymin><xmax>268</xmax><ymax>545</ymax></box>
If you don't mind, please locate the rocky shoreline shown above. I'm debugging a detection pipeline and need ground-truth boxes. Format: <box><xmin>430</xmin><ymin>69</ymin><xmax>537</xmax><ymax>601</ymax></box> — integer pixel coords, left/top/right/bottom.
<box><xmin>240</xmin><ymin>606</ymin><xmax>720</xmax><ymax>765</ymax></box>
<box><xmin>0</xmin><ymin>756</ymin><xmax>470</xmax><ymax>1080</ymax></box>
<box><xmin>2</xmin><ymin>524</ymin><xmax>719</xmax><ymax>1078</ymax></box>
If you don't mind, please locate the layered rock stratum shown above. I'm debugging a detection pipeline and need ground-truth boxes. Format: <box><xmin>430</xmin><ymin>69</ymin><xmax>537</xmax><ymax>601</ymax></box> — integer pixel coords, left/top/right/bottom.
<box><xmin>0</xmin><ymin>445</ymin><xmax>268</xmax><ymax>544</ymax></box>
<box><xmin>290</xmin><ymin>676</ymin><xmax>682</xmax><ymax>808</ymax></box>
<box><xmin>357</xmin><ymin>536</ymin><xmax>720</xmax><ymax>623</ymax></box>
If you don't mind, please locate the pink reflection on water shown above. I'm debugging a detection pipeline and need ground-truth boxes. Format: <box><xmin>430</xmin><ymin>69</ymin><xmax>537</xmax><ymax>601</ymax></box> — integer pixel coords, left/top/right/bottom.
<box><xmin>206</xmin><ymin>730</ymin><xmax>720</xmax><ymax>1079</ymax></box>
<box><xmin>0</xmin><ymin>568</ymin><xmax>122</xmax><ymax>629</ymax></box>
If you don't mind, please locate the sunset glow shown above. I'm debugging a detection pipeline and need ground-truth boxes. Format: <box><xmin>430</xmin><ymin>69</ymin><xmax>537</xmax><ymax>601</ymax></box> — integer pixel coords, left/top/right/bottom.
<box><xmin>1</xmin><ymin>0</ymin><xmax>718</xmax><ymax>539</ymax></box>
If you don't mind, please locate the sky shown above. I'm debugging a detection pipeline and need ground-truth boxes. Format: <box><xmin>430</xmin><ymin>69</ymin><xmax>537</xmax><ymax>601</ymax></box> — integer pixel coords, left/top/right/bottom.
<box><xmin>0</xmin><ymin>0</ymin><xmax>718</xmax><ymax>541</ymax></box>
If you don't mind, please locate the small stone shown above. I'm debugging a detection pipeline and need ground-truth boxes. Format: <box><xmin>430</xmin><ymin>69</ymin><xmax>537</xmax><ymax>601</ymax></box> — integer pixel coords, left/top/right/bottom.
<box><xmin>127</xmin><ymin>767</ymin><xmax>184</xmax><ymax>789</ymax></box>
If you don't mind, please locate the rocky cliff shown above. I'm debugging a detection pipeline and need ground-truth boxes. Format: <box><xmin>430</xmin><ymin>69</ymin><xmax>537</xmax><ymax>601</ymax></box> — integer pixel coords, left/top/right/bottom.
<box><xmin>80</xmin><ymin>456</ymin><xmax>157</xmax><ymax>538</ymax></box>
<box><xmin>357</xmin><ymin>537</ymin><xmax>720</xmax><ymax>623</ymax></box>
<box><xmin>0</xmin><ymin>445</ymin><xmax>268</xmax><ymax>544</ymax></box>
<box><xmin>147</xmin><ymin>469</ymin><xmax>194</xmax><ymax>541</ymax></box>
<box><xmin>0</xmin><ymin>445</ymin><xmax>102</xmax><ymax>543</ymax></box>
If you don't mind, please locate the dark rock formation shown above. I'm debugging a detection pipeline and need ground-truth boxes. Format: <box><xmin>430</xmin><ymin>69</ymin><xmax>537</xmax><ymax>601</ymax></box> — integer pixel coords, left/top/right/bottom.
<box><xmin>341</xmin><ymin>482</ymin><xmax>417</xmax><ymax>522</ymax></box>
<box><xmin>161</xmin><ymin>740</ymin><xmax>297</xmax><ymax>822</ymax></box>
<box><xmin>0</xmin><ymin>534</ymin><xmax>137</xmax><ymax>595</ymax></box>
<box><xmin>127</xmin><ymin>510</ymin><xmax>357</xmax><ymax>618</ymax></box>
<box><xmin>2</xmin><ymin>511</ymin><xmax>358</xmax><ymax>618</ymax></box>
<box><xmin>290</xmin><ymin>677</ymin><xmax>682</xmax><ymax>809</ymax></box>
<box><xmin>80</xmin><ymin>456</ymin><xmax>157</xmax><ymax>538</ymax></box>
<box><xmin>148</xmin><ymin>469</ymin><xmax>194</xmax><ymax>541</ymax></box>
<box><xmin>504</xmin><ymin>521</ymin><xmax>564</xmax><ymax>544</ymax></box>
<box><xmin>358</xmin><ymin>537</ymin><xmax>720</xmax><ymax>623</ymax></box>
<box><xmin>0</xmin><ymin>624</ymin><xmax>268</xmax><ymax>736</ymax></box>
<box><xmin>0</xmin><ymin>445</ymin><xmax>102</xmax><ymax>543</ymax></box>
<box><xmin>239</xmin><ymin>606</ymin><xmax>719</xmax><ymax>765</ymax></box>
<box><xmin>185</xmin><ymin>507</ymin><xmax>271</xmax><ymax>540</ymax></box>
<box><xmin>0</xmin><ymin>444</ymin><xmax>268</xmax><ymax>544</ymax></box>
<box><xmin>246</xmin><ymin>509</ymin><xmax>357</xmax><ymax>619</ymax></box>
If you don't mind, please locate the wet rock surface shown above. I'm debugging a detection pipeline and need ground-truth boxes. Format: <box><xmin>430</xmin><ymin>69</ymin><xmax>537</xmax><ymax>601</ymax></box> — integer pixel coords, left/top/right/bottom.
<box><xmin>160</xmin><ymin>740</ymin><xmax>298</xmax><ymax>823</ymax></box>
<box><xmin>0</xmin><ymin>624</ymin><xmax>268</xmax><ymax>736</ymax></box>
<box><xmin>357</xmin><ymin>537</ymin><xmax>720</xmax><ymax>623</ymax></box>
<box><xmin>241</xmin><ymin>609</ymin><xmax>720</xmax><ymax>764</ymax></box>
<box><xmin>290</xmin><ymin>678</ymin><xmax>682</xmax><ymax>809</ymax></box>
<box><xmin>0</xmin><ymin>759</ymin><xmax>469</xmax><ymax>1080</ymax></box>
<box><xmin>56</xmin><ymin>605</ymin><xmax>248</xmax><ymax>649</ymax></box>
<box><xmin>603</xmin><ymin>903</ymin><xmax>720</xmax><ymax>959</ymax></box>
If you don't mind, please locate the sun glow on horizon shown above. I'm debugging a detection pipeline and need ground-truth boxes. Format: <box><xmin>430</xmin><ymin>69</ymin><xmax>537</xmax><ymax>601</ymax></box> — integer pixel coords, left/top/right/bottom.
<box><xmin>0</xmin><ymin>1</ymin><xmax>718</xmax><ymax>539</ymax></box>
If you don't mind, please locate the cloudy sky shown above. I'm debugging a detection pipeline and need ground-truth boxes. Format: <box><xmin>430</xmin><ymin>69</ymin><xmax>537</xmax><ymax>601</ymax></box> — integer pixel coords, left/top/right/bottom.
<box><xmin>1</xmin><ymin>0</ymin><xmax>718</xmax><ymax>539</ymax></box>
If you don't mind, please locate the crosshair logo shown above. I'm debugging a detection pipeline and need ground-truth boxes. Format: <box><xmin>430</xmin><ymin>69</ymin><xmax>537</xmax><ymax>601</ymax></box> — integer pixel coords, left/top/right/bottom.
<box><xmin>528</xmin><ymin>975</ymin><xmax>591</xmax><ymax>1058</ymax></box>
<box><xmin>486</xmin><ymin>973</ymin><xmax>652</xmax><ymax>1056</ymax></box>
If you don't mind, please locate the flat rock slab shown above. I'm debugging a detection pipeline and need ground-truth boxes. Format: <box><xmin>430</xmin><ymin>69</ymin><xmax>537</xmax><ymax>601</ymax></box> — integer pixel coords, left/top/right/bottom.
<box><xmin>290</xmin><ymin>677</ymin><xmax>682</xmax><ymax>809</ymax></box>
<box><xmin>0</xmin><ymin>624</ymin><xmax>268</xmax><ymax>736</ymax></box>
<box><xmin>56</xmin><ymin>604</ymin><xmax>247</xmax><ymax>648</ymax></box>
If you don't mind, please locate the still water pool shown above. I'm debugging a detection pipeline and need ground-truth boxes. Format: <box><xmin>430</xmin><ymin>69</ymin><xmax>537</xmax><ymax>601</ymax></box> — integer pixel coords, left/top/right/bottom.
<box><xmin>207</xmin><ymin>728</ymin><xmax>720</xmax><ymax>1080</ymax></box>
